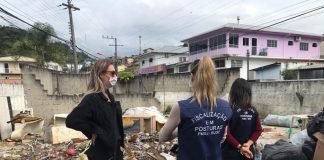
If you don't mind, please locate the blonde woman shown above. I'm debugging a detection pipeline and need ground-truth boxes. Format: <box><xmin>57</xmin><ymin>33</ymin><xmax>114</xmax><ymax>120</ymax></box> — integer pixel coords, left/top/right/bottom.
<box><xmin>66</xmin><ymin>59</ymin><xmax>124</xmax><ymax>160</ymax></box>
<box><xmin>159</xmin><ymin>56</ymin><xmax>232</xmax><ymax>160</ymax></box>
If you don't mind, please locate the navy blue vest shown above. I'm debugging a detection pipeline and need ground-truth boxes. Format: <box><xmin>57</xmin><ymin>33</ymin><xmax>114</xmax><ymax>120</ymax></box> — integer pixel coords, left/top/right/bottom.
<box><xmin>222</xmin><ymin>107</ymin><xmax>259</xmax><ymax>159</ymax></box>
<box><xmin>177</xmin><ymin>97</ymin><xmax>232</xmax><ymax>160</ymax></box>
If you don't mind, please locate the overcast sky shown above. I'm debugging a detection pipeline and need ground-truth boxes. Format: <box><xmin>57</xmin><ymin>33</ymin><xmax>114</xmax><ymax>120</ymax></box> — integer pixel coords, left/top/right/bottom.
<box><xmin>0</xmin><ymin>0</ymin><xmax>323</xmax><ymax>58</ymax></box>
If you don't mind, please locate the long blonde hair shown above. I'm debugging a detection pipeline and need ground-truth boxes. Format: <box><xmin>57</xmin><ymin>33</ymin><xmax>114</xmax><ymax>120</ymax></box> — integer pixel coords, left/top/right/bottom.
<box><xmin>191</xmin><ymin>56</ymin><xmax>218</xmax><ymax>109</ymax></box>
<box><xmin>87</xmin><ymin>59</ymin><xmax>113</xmax><ymax>98</ymax></box>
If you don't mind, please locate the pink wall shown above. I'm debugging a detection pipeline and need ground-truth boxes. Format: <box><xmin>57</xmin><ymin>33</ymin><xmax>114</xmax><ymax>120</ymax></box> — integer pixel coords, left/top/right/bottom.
<box><xmin>188</xmin><ymin>31</ymin><xmax>321</xmax><ymax>60</ymax></box>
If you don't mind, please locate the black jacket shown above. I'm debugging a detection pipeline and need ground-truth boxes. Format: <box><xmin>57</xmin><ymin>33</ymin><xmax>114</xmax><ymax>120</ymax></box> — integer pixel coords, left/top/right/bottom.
<box><xmin>66</xmin><ymin>92</ymin><xmax>124</xmax><ymax>160</ymax></box>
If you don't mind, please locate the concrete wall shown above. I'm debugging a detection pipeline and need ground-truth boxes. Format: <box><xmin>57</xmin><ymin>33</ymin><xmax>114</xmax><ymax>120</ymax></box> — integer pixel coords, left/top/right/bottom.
<box><xmin>251</xmin><ymin>80</ymin><xmax>324</xmax><ymax>117</ymax></box>
<box><xmin>22</xmin><ymin>66</ymin><xmax>161</xmax><ymax>126</ymax></box>
<box><xmin>23</xmin><ymin>65</ymin><xmax>89</xmax><ymax>96</ymax></box>
<box><xmin>54</xmin><ymin>73</ymin><xmax>89</xmax><ymax>95</ymax></box>
<box><xmin>116</xmin><ymin>94</ymin><xmax>161</xmax><ymax>110</ymax></box>
<box><xmin>21</xmin><ymin>65</ymin><xmax>324</xmax><ymax>128</ymax></box>
<box><xmin>21</xmin><ymin>65</ymin><xmax>240</xmax><ymax>127</ymax></box>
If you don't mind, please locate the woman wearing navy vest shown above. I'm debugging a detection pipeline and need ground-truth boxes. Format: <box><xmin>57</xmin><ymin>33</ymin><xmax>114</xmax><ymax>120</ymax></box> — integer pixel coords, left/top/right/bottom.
<box><xmin>222</xmin><ymin>78</ymin><xmax>262</xmax><ymax>160</ymax></box>
<box><xmin>159</xmin><ymin>56</ymin><xmax>232</xmax><ymax>160</ymax></box>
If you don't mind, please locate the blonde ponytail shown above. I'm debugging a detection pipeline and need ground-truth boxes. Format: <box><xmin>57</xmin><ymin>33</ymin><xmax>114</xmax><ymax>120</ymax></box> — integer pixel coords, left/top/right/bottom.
<box><xmin>191</xmin><ymin>56</ymin><xmax>218</xmax><ymax>109</ymax></box>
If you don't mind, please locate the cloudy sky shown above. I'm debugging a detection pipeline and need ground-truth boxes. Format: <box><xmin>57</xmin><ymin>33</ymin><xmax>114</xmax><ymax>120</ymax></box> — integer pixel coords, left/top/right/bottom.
<box><xmin>0</xmin><ymin>0</ymin><xmax>323</xmax><ymax>58</ymax></box>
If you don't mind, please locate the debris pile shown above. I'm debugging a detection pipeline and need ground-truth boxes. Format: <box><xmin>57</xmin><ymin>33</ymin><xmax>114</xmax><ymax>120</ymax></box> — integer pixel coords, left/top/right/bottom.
<box><xmin>0</xmin><ymin>132</ymin><xmax>177</xmax><ymax>160</ymax></box>
<box><xmin>124</xmin><ymin>133</ymin><xmax>177</xmax><ymax>160</ymax></box>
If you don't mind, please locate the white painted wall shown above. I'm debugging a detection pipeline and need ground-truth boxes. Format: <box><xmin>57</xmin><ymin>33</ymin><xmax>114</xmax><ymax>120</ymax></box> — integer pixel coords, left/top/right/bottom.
<box><xmin>0</xmin><ymin>62</ymin><xmax>21</xmax><ymax>74</ymax></box>
<box><xmin>226</xmin><ymin>58</ymin><xmax>276</xmax><ymax>79</ymax></box>
<box><xmin>140</xmin><ymin>53</ymin><xmax>185</xmax><ymax>68</ymax></box>
<box><xmin>0</xmin><ymin>84</ymin><xmax>26</xmax><ymax>139</ymax></box>
<box><xmin>226</xmin><ymin>57</ymin><xmax>310</xmax><ymax>80</ymax></box>
<box><xmin>0</xmin><ymin>63</ymin><xmax>4</xmax><ymax>73</ymax></box>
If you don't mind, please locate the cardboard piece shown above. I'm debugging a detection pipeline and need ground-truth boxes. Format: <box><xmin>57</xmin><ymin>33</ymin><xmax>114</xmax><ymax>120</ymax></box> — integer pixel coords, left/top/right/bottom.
<box><xmin>313</xmin><ymin>132</ymin><xmax>324</xmax><ymax>160</ymax></box>
<box><xmin>51</xmin><ymin>125</ymin><xmax>87</xmax><ymax>144</ymax></box>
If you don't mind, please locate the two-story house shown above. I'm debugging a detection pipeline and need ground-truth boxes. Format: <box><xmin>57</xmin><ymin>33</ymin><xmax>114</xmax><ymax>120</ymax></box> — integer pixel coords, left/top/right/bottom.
<box><xmin>137</xmin><ymin>46</ymin><xmax>188</xmax><ymax>74</ymax></box>
<box><xmin>181</xmin><ymin>23</ymin><xmax>324</xmax><ymax>80</ymax></box>
<box><xmin>0</xmin><ymin>56</ymin><xmax>36</xmax><ymax>84</ymax></box>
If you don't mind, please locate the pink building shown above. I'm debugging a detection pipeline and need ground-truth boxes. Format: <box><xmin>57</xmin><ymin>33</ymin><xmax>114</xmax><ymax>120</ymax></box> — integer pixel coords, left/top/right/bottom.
<box><xmin>182</xmin><ymin>23</ymin><xmax>324</xmax><ymax>61</ymax></box>
<box><xmin>179</xmin><ymin>23</ymin><xmax>324</xmax><ymax>80</ymax></box>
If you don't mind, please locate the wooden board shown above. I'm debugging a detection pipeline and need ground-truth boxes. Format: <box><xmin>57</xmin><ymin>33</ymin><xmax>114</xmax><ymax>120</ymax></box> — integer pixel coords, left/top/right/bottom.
<box><xmin>122</xmin><ymin>115</ymin><xmax>156</xmax><ymax>133</ymax></box>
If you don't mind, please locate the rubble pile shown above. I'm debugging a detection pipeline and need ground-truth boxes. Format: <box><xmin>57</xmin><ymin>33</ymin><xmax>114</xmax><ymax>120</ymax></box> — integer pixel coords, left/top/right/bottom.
<box><xmin>124</xmin><ymin>133</ymin><xmax>176</xmax><ymax>160</ymax></box>
<box><xmin>0</xmin><ymin>133</ymin><xmax>177</xmax><ymax>160</ymax></box>
<box><xmin>0</xmin><ymin>135</ymin><xmax>88</xmax><ymax>159</ymax></box>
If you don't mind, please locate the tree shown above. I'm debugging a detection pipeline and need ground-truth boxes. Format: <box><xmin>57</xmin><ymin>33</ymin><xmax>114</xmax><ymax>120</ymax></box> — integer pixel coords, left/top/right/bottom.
<box><xmin>27</xmin><ymin>22</ymin><xmax>55</xmax><ymax>65</ymax></box>
<box><xmin>281</xmin><ymin>69</ymin><xmax>298</xmax><ymax>80</ymax></box>
<box><xmin>118</xmin><ymin>70</ymin><xmax>135</xmax><ymax>82</ymax></box>
<box><xmin>281</xmin><ymin>63</ymin><xmax>298</xmax><ymax>80</ymax></box>
<box><xmin>118</xmin><ymin>69</ymin><xmax>135</xmax><ymax>94</ymax></box>
<box><xmin>0</xmin><ymin>24</ymin><xmax>90</xmax><ymax>68</ymax></box>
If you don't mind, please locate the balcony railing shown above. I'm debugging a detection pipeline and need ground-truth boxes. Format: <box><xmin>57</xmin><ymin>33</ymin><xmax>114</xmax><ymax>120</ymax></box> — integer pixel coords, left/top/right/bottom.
<box><xmin>251</xmin><ymin>47</ymin><xmax>268</xmax><ymax>56</ymax></box>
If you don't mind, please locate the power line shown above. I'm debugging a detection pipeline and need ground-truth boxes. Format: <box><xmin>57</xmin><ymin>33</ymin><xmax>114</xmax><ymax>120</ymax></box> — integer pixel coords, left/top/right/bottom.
<box><xmin>141</xmin><ymin>0</ymin><xmax>242</xmax><ymax>47</ymax></box>
<box><xmin>138</xmin><ymin>5</ymin><xmax>324</xmax><ymax>63</ymax></box>
<box><xmin>0</xmin><ymin>6</ymin><xmax>99</xmax><ymax>60</ymax></box>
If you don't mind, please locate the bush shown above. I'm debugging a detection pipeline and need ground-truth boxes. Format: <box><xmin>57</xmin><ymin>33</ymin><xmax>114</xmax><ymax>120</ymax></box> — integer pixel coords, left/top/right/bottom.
<box><xmin>118</xmin><ymin>70</ymin><xmax>135</xmax><ymax>82</ymax></box>
<box><xmin>281</xmin><ymin>69</ymin><xmax>298</xmax><ymax>80</ymax></box>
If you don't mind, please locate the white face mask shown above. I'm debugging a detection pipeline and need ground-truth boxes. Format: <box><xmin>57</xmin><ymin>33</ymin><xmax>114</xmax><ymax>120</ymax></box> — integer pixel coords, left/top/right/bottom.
<box><xmin>109</xmin><ymin>75</ymin><xmax>118</xmax><ymax>87</ymax></box>
<box><xmin>188</xmin><ymin>79</ymin><xmax>192</xmax><ymax>87</ymax></box>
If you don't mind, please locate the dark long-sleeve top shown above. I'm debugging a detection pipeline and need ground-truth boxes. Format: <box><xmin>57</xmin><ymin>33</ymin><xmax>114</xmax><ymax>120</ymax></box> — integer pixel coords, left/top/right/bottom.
<box><xmin>66</xmin><ymin>91</ymin><xmax>124</xmax><ymax>160</ymax></box>
<box><xmin>226</xmin><ymin>112</ymin><xmax>262</xmax><ymax>148</ymax></box>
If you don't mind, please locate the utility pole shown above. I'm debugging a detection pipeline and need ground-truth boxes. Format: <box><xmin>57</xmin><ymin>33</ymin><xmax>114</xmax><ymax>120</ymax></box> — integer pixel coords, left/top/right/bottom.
<box><xmin>102</xmin><ymin>35</ymin><xmax>123</xmax><ymax>94</ymax></box>
<box><xmin>61</xmin><ymin>0</ymin><xmax>80</xmax><ymax>73</ymax></box>
<box><xmin>246</xmin><ymin>49</ymin><xmax>250</xmax><ymax>80</ymax></box>
<box><xmin>139</xmin><ymin>35</ymin><xmax>142</xmax><ymax>55</ymax></box>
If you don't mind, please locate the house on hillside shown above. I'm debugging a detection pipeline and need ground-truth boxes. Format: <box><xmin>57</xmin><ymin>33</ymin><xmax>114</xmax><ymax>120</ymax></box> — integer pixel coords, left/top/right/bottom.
<box><xmin>45</xmin><ymin>61</ymin><xmax>62</xmax><ymax>71</ymax></box>
<box><xmin>180</xmin><ymin>23</ymin><xmax>324</xmax><ymax>80</ymax></box>
<box><xmin>137</xmin><ymin>46</ymin><xmax>188</xmax><ymax>74</ymax></box>
<box><xmin>0</xmin><ymin>56</ymin><xmax>36</xmax><ymax>84</ymax></box>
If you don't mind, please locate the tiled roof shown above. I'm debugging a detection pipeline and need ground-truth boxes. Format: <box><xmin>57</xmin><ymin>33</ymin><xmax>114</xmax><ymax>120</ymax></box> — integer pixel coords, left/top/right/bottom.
<box><xmin>0</xmin><ymin>56</ymin><xmax>36</xmax><ymax>62</ymax></box>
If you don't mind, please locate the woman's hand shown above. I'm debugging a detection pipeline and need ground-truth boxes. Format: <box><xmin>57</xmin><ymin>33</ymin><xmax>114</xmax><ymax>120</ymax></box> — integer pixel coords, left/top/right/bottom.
<box><xmin>240</xmin><ymin>145</ymin><xmax>253</xmax><ymax>159</ymax></box>
<box><xmin>91</xmin><ymin>134</ymin><xmax>97</xmax><ymax>146</ymax></box>
<box><xmin>243</xmin><ymin>140</ymin><xmax>254</xmax><ymax>148</ymax></box>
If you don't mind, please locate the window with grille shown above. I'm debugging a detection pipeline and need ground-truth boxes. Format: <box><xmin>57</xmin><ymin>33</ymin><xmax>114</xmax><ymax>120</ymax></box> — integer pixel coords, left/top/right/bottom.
<box><xmin>210</xmin><ymin>34</ymin><xmax>226</xmax><ymax>50</ymax></box>
<box><xmin>243</xmin><ymin>37</ymin><xmax>249</xmax><ymax>46</ymax></box>
<box><xmin>179</xmin><ymin>64</ymin><xmax>189</xmax><ymax>73</ymax></box>
<box><xmin>229</xmin><ymin>33</ymin><xmax>239</xmax><ymax>48</ymax></box>
<box><xmin>267</xmin><ymin>40</ymin><xmax>277</xmax><ymax>47</ymax></box>
<box><xmin>300</xmin><ymin>42</ymin><xmax>309</xmax><ymax>51</ymax></box>
<box><xmin>189</xmin><ymin>40</ymin><xmax>208</xmax><ymax>55</ymax></box>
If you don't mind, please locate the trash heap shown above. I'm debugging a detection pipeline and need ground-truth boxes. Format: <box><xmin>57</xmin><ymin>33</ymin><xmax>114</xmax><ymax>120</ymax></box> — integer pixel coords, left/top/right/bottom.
<box><xmin>0</xmin><ymin>133</ymin><xmax>177</xmax><ymax>160</ymax></box>
<box><xmin>124</xmin><ymin>133</ymin><xmax>177</xmax><ymax>160</ymax></box>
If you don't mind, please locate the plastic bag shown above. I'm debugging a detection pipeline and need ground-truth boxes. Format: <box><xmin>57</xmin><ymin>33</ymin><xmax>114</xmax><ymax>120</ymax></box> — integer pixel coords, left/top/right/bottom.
<box><xmin>290</xmin><ymin>129</ymin><xmax>311</xmax><ymax>145</ymax></box>
<box><xmin>263</xmin><ymin>114</ymin><xmax>299</xmax><ymax>128</ymax></box>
